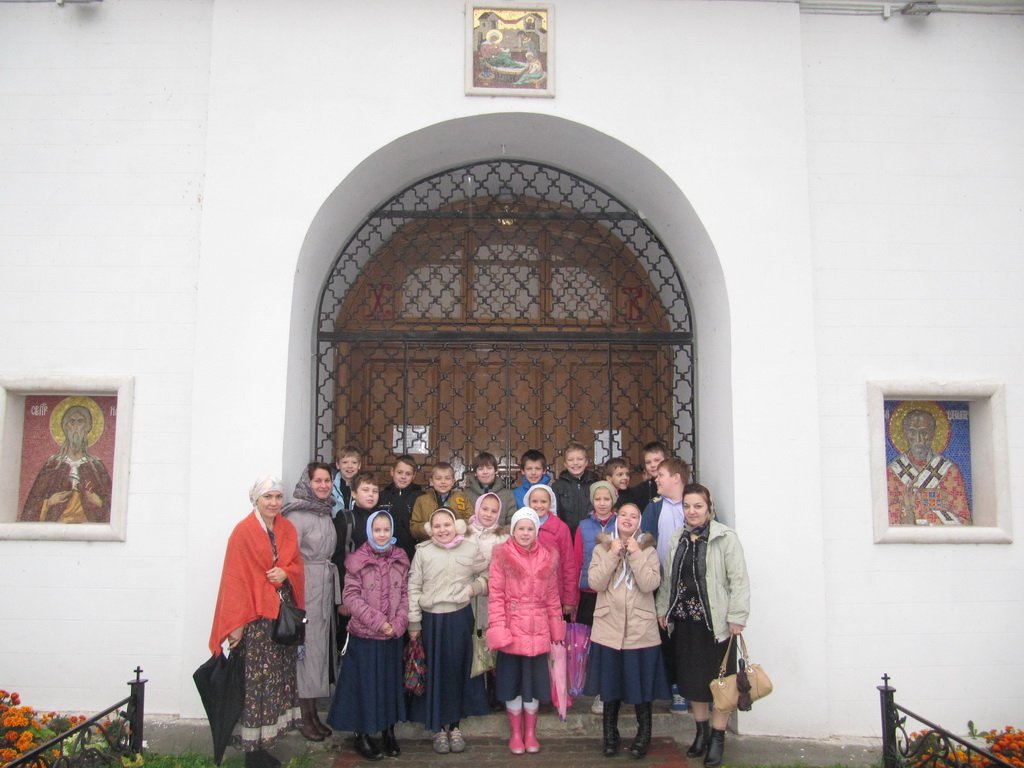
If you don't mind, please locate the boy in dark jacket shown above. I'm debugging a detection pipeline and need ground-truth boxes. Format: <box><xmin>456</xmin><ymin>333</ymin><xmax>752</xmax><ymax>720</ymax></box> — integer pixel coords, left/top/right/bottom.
<box><xmin>618</xmin><ymin>441</ymin><xmax>668</xmax><ymax>513</ymax></box>
<box><xmin>603</xmin><ymin>456</ymin><xmax>633</xmax><ymax>509</ymax></box>
<box><xmin>378</xmin><ymin>453</ymin><xmax>424</xmax><ymax>561</ymax></box>
<box><xmin>551</xmin><ymin>441</ymin><xmax>599</xmax><ymax>537</ymax></box>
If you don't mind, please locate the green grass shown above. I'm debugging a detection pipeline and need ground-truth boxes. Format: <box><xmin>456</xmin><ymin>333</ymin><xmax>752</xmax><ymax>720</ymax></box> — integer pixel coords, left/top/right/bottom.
<box><xmin>139</xmin><ymin>751</ymin><xmax>317</xmax><ymax>768</ymax></box>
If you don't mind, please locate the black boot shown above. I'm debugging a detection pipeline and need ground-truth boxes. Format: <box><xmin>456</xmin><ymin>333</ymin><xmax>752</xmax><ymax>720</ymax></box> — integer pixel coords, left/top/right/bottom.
<box><xmin>602</xmin><ymin>699</ymin><xmax>621</xmax><ymax>757</ymax></box>
<box><xmin>354</xmin><ymin>732</ymin><xmax>384</xmax><ymax>761</ymax></box>
<box><xmin>381</xmin><ymin>725</ymin><xmax>401</xmax><ymax>757</ymax></box>
<box><xmin>297</xmin><ymin>698</ymin><xmax>325</xmax><ymax>742</ymax></box>
<box><xmin>687</xmin><ymin>719</ymin><xmax>711</xmax><ymax>757</ymax></box>
<box><xmin>487</xmin><ymin>672</ymin><xmax>504</xmax><ymax>712</ymax></box>
<box><xmin>629</xmin><ymin>702</ymin><xmax>652</xmax><ymax>759</ymax></box>
<box><xmin>704</xmin><ymin>728</ymin><xmax>726</xmax><ymax>768</ymax></box>
<box><xmin>244</xmin><ymin>750</ymin><xmax>279</xmax><ymax>768</ymax></box>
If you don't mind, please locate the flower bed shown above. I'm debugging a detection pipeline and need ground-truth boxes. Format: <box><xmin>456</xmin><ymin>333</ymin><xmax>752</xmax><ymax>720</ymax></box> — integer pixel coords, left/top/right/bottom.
<box><xmin>905</xmin><ymin>725</ymin><xmax>1024</xmax><ymax>768</ymax></box>
<box><xmin>2</xmin><ymin>689</ymin><xmax>92</xmax><ymax>767</ymax></box>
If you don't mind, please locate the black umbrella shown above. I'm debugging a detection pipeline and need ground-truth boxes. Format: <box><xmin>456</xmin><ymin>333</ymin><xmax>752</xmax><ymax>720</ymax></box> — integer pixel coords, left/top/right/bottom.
<box><xmin>192</xmin><ymin>647</ymin><xmax>245</xmax><ymax>765</ymax></box>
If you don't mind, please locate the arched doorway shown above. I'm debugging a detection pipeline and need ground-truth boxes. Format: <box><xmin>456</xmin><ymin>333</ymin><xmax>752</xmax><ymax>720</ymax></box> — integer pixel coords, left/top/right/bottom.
<box><xmin>314</xmin><ymin>160</ymin><xmax>694</xmax><ymax>482</ymax></box>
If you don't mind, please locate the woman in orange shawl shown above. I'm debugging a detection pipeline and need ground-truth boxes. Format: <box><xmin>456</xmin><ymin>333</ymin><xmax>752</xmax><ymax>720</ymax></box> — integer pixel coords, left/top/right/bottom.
<box><xmin>209</xmin><ymin>476</ymin><xmax>305</xmax><ymax>768</ymax></box>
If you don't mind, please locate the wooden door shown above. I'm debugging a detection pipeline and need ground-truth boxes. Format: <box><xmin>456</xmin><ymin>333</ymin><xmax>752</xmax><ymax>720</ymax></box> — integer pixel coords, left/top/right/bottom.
<box><xmin>339</xmin><ymin>342</ymin><xmax>671</xmax><ymax>481</ymax></box>
<box><xmin>318</xmin><ymin>174</ymin><xmax>694</xmax><ymax>477</ymax></box>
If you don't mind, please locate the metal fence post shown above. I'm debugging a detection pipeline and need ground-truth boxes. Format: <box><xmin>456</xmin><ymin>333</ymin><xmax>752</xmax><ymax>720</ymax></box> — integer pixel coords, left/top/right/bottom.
<box><xmin>879</xmin><ymin>673</ymin><xmax>897</xmax><ymax>768</ymax></box>
<box><xmin>127</xmin><ymin>667</ymin><xmax>147</xmax><ymax>753</ymax></box>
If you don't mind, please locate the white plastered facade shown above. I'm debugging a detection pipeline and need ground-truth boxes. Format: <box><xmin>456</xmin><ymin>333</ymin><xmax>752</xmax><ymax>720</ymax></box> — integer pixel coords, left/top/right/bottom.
<box><xmin>0</xmin><ymin>0</ymin><xmax>1021</xmax><ymax>737</ymax></box>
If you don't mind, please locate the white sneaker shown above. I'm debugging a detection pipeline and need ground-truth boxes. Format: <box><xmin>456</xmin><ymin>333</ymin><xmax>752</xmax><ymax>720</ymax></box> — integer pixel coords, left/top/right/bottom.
<box><xmin>448</xmin><ymin>727</ymin><xmax>466</xmax><ymax>753</ymax></box>
<box><xmin>670</xmin><ymin>684</ymin><xmax>689</xmax><ymax>713</ymax></box>
<box><xmin>591</xmin><ymin>694</ymin><xmax>604</xmax><ymax>714</ymax></box>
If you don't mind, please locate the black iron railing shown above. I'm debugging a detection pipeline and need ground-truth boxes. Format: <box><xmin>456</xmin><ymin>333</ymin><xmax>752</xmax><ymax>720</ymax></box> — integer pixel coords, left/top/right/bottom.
<box><xmin>7</xmin><ymin>668</ymin><xmax>146</xmax><ymax>768</ymax></box>
<box><xmin>879</xmin><ymin>674</ymin><xmax>1013</xmax><ymax>768</ymax></box>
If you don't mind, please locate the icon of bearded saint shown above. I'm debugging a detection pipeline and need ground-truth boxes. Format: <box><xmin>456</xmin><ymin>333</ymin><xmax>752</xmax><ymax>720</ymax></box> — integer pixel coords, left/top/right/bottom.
<box><xmin>20</xmin><ymin>402</ymin><xmax>113</xmax><ymax>523</ymax></box>
<box><xmin>886</xmin><ymin>404</ymin><xmax>971</xmax><ymax>527</ymax></box>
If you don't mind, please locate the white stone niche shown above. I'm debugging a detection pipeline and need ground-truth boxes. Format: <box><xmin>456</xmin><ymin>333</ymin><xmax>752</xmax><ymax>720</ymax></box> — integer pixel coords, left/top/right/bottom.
<box><xmin>0</xmin><ymin>376</ymin><xmax>134</xmax><ymax>541</ymax></box>
<box><xmin>868</xmin><ymin>380</ymin><xmax>1011</xmax><ymax>544</ymax></box>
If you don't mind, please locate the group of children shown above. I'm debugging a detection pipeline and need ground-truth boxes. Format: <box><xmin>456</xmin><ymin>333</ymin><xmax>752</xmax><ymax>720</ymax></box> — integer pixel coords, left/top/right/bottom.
<box><xmin>314</xmin><ymin>440</ymin><xmax>689</xmax><ymax>760</ymax></box>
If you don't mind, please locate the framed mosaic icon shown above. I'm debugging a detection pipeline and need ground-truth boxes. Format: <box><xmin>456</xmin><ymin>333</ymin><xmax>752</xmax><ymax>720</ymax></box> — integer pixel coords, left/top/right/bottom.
<box><xmin>868</xmin><ymin>381</ymin><xmax>1011</xmax><ymax>544</ymax></box>
<box><xmin>0</xmin><ymin>376</ymin><xmax>134</xmax><ymax>541</ymax></box>
<box><xmin>885</xmin><ymin>399</ymin><xmax>973</xmax><ymax>527</ymax></box>
<box><xmin>466</xmin><ymin>3</ymin><xmax>554</xmax><ymax>97</ymax></box>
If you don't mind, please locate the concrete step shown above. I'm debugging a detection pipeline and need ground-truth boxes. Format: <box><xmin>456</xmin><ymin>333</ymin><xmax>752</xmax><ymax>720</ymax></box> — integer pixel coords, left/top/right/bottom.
<box><xmin>329</xmin><ymin>736</ymin><xmax>688</xmax><ymax>767</ymax></box>
<box><xmin>389</xmin><ymin>699</ymin><xmax>690</xmax><ymax>739</ymax></box>
<box><xmin>145</xmin><ymin>714</ymin><xmax>882</xmax><ymax>767</ymax></box>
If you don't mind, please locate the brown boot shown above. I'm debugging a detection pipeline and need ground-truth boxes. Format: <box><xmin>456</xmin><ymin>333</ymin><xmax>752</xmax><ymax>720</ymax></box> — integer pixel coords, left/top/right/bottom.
<box><xmin>297</xmin><ymin>698</ymin><xmax>325</xmax><ymax>742</ymax></box>
<box><xmin>309</xmin><ymin>703</ymin><xmax>331</xmax><ymax>738</ymax></box>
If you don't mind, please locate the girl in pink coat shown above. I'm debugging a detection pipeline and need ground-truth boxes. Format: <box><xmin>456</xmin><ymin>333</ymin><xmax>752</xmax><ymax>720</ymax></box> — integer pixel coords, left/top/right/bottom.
<box><xmin>487</xmin><ymin>507</ymin><xmax>566</xmax><ymax>755</ymax></box>
<box><xmin>526</xmin><ymin>483</ymin><xmax>577</xmax><ymax>615</ymax></box>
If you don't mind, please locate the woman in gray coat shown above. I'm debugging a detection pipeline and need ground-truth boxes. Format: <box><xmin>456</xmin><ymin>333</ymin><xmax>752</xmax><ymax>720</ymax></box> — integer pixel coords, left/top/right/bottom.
<box><xmin>283</xmin><ymin>462</ymin><xmax>340</xmax><ymax>742</ymax></box>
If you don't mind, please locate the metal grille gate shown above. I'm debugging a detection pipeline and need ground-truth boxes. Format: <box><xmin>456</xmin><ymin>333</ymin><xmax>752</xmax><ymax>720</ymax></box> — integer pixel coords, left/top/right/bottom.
<box><xmin>314</xmin><ymin>160</ymin><xmax>695</xmax><ymax>482</ymax></box>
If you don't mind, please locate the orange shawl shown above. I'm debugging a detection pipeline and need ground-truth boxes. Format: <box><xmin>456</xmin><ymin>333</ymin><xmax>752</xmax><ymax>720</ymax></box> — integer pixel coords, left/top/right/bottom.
<box><xmin>208</xmin><ymin>511</ymin><xmax>305</xmax><ymax>656</ymax></box>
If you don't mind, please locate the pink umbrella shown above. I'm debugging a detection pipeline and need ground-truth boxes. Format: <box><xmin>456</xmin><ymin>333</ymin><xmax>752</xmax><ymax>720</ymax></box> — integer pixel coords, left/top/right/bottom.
<box><xmin>566</xmin><ymin>621</ymin><xmax>591</xmax><ymax>697</ymax></box>
<box><xmin>549</xmin><ymin>641</ymin><xmax>571</xmax><ymax>720</ymax></box>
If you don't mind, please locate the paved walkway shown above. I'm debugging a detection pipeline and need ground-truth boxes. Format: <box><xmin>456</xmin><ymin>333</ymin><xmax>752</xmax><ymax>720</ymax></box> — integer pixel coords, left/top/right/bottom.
<box><xmin>329</xmin><ymin>737</ymin><xmax>698</xmax><ymax>768</ymax></box>
<box><xmin>145</xmin><ymin>706</ymin><xmax>882</xmax><ymax>768</ymax></box>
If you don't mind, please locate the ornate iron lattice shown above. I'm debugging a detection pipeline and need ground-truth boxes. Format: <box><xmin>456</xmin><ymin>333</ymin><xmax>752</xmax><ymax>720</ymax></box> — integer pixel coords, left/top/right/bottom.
<box><xmin>315</xmin><ymin>160</ymin><xmax>695</xmax><ymax>482</ymax></box>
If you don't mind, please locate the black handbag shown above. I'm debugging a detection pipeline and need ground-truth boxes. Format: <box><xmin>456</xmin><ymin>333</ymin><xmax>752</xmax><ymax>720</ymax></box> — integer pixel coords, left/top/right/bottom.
<box><xmin>265</xmin><ymin>529</ymin><xmax>306</xmax><ymax>645</ymax></box>
<box><xmin>272</xmin><ymin>582</ymin><xmax>307</xmax><ymax>646</ymax></box>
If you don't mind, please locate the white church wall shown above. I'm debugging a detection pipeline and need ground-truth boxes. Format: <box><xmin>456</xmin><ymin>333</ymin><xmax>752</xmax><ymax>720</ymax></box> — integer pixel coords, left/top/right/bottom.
<box><xmin>804</xmin><ymin>12</ymin><xmax>1024</xmax><ymax>733</ymax></box>
<box><xmin>1</xmin><ymin>0</ymin><xmax>1017</xmax><ymax>738</ymax></box>
<box><xmin>189</xmin><ymin>0</ymin><xmax>827</xmax><ymax>735</ymax></box>
<box><xmin>0</xmin><ymin>1</ymin><xmax>211</xmax><ymax>712</ymax></box>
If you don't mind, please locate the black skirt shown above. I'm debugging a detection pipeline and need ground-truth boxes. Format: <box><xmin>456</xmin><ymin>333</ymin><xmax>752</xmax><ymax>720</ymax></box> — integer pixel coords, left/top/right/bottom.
<box><xmin>494</xmin><ymin>651</ymin><xmax>552</xmax><ymax>704</ymax></box>
<box><xmin>325</xmin><ymin>635</ymin><xmax>406</xmax><ymax>733</ymax></box>
<box><xmin>669</xmin><ymin>621</ymin><xmax>736</xmax><ymax>703</ymax></box>
<box><xmin>408</xmin><ymin>606</ymin><xmax>489</xmax><ymax>731</ymax></box>
<box><xmin>575</xmin><ymin>591</ymin><xmax>597</xmax><ymax>627</ymax></box>
<box><xmin>584</xmin><ymin>642</ymin><xmax>670</xmax><ymax>704</ymax></box>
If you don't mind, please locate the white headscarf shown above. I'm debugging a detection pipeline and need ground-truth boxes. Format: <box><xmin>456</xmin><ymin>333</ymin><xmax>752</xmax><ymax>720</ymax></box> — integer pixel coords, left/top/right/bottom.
<box><xmin>249</xmin><ymin>475</ymin><xmax>284</xmax><ymax>506</ymax></box>
<box><xmin>524</xmin><ymin>483</ymin><xmax>557</xmax><ymax>518</ymax></box>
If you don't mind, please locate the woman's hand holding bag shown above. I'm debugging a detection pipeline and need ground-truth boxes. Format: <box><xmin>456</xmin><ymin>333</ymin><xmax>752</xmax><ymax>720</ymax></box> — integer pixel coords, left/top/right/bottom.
<box><xmin>272</xmin><ymin>583</ymin><xmax>307</xmax><ymax>646</ymax></box>
<box><xmin>709</xmin><ymin>633</ymin><xmax>773</xmax><ymax>713</ymax></box>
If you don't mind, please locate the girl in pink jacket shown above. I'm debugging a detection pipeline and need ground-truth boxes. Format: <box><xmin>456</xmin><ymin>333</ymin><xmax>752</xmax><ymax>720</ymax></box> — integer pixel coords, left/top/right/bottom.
<box><xmin>326</xmin><ymin>510</ymin><xmax>409</xmax><ymax>761</ymax></box>
<box><xmin>487</xmin><ymin>507</ymin><xmax>566</xmax><ymax>755</ymax></box>
<box><xmin>526</xmin><ymin>484</ymin><xmax>577</xmax><ymax>615</ymax></box>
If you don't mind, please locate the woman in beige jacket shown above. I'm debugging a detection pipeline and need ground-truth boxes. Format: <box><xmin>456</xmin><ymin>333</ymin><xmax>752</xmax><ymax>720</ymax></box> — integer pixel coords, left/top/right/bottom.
<box><xmin>583</xmin><ymin>503</ymin><xmax>670</xmax><ymax>759</ymax></box>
